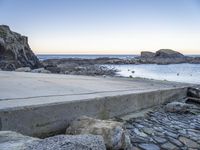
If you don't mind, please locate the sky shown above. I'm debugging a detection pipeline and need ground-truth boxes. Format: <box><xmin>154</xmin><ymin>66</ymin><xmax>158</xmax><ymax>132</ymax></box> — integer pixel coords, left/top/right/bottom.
<box><xmin>0</xmin><ymin>0</ymin><xmax>200</xmax><ymax>54</ymax></box>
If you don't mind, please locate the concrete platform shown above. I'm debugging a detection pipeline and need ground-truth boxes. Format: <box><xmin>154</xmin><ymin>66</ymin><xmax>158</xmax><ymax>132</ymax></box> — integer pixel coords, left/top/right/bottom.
<box><xmin>0</xmin><ymin>71</ymin><xmax>191</xmax><ymax>137</ymax></box>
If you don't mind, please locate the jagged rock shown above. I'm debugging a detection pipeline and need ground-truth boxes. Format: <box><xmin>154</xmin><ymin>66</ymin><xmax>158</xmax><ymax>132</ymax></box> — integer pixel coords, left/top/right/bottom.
<box><xmin>66</xmin><ymin>116</ymin><xmax>132</xmax><ymax>150</ymax></box>
<box><xmin>26</xmin><ymin>134</ymin><xmax>106</xmax><ymax>150</ymax></box>
<box><xmin>15</xmin><ymin>67</ymin><xmax>31</xmax><ymax>72</ymax></box>
<box><xmin>0</xmin><ymin>25</ymin><xmax>41</xmax><ymax>71</ymax></box>
<box><xmin>0</xmin><ymin>131</ymin><xmax>40</xmax><ymax>150</ymax></box>
<box><xmin>165</xmin><ymin>102</ymin><xmax>195</xmax><ymax>113</ymax></box>
<box><xmin>31</xmin><ymin>68</ymin><xmax>51</xmax><ymax>73</ymax></box>
<box><xmin>141</xmin><ymin>51</ymin><xmax>155</xmax><ymax>58</ymax></box>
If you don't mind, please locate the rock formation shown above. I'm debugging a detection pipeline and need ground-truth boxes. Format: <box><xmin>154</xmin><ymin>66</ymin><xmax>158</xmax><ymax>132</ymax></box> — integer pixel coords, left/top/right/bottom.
<box><xmin>0</xmin><ymin>25</ymin><xmax>41</xmax><ymax>70</ymax></box>
<box><xmin>66</xmin><ymin>116</ymin><xmax>132</xmax><ymax>149</ymax></box>
<box><xmin>155</xmin><ymin>49</ymin><xmax>185</xmax><ymax>58</ymax></box>
<box><xmin>139</xmin><ymin>49</ymin><xmax>190</xmax><ymax>64</ymax></box>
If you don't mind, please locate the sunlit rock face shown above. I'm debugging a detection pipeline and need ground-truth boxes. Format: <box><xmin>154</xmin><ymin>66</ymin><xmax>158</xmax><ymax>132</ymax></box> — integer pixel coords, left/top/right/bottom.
<box><xmin>0</xmin><ymin>25</ymin><xmax>41</xmax><ymax>70</ymax></box>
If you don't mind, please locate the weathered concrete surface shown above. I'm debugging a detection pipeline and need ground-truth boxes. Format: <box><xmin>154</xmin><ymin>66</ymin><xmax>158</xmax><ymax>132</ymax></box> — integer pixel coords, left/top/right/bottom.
<box><xmin>0</xmin><ymin>71</ymin><xmax>191</xmax><ymax>137</ymax></box>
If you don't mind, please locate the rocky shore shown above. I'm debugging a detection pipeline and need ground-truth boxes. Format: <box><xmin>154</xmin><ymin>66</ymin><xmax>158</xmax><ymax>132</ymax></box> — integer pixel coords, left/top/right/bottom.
<box><xmin>1</xmin><ymin>25</ymin><xmax>200</xmax><ymax>76</ymax></box>
<box><xmin>40</xmin><ymin>49</ymin><xmax>200</xmax><ymax>76</ymax></box>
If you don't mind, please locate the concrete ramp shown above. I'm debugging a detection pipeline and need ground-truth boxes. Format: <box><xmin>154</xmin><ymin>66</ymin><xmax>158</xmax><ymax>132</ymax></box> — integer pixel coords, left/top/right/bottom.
<box><xmin>0</xmin><ymin>71</ymin><xmax>190</xmax><ymax>137</ymax></box>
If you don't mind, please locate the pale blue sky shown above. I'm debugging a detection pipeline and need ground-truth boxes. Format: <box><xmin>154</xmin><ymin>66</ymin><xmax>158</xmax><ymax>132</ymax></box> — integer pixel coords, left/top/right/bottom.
<box><xmin>0</xmin><ymin>0</ymin><xmax>200</xmax><ymax>54</ymax></box>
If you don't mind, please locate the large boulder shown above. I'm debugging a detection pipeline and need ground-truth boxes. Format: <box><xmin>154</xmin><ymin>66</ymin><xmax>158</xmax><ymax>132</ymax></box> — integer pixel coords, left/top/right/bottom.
<box><xmin>0</xmin><ymin>25</ymin><xmax>41</xmax><ymax>70</ymax></box>
<box><xmin>26</xmin><ymin>134</ymin><xmax>106</xmax><ymax>150</ymax></box>
<box><xmin>0</xmin><ymin>131</ymin><xmax>40</xmax><ymax>150</ymax></box>
<box><xmin>164</xmin><ymin>102</ymin><xmax>197</xmax><ymax>113</ymax></box>
<box><xmin>66</xmin><ymin>116</ymin><xmax>132</xmax><ymax>150</ymax></box>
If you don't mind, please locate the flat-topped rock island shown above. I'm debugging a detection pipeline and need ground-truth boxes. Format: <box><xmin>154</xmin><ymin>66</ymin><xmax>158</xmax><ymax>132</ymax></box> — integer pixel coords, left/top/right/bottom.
<box><xmin>0</xmin><ymin>71</ymin><xmax>192</xmax><ymax>137</ymax></box>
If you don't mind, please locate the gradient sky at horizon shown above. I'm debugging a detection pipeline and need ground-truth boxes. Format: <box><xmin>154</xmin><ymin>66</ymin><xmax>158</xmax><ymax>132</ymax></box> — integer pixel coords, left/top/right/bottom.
<box><xmin>0</xmin><ymin>0</ymin><xmax>200</xmax><ymax>54</ymax></box>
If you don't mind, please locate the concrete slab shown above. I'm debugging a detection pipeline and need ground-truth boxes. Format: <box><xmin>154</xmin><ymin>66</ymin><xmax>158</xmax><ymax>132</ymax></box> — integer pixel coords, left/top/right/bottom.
<box><xmin>0</xmin><ymin>71</ymin><xmax>191</xmax><ymax>137</ymax></box>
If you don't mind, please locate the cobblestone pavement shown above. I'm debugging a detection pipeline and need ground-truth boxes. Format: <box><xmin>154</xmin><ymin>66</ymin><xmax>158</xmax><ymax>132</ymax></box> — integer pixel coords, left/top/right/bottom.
<box><xmin>125</xmin><ymin>106</ymin><xmax>200</xmax><ymax>150</ymax></box>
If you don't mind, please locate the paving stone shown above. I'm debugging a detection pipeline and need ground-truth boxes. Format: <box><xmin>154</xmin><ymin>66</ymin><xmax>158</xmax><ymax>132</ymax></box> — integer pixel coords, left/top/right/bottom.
<box><xmin>153</xmin><ymin>136</ymin><xmax>167</xmax><ymax>144</ymax></box>
<box><xmin>133</xmin><ymin>128</ymin><xmax>148</xmax><ymax>137</ymax></box>
<box><xmin>168</xmin><ymin>137</ymin><xmax>183</xmax><ymax>147</ymax></box>
<box><xmin>161</xmin><ymin>142</ymin><xmax>178</xmax><ymax>150</ymax></box>
<box><xmin>132</xmin><ymin>146</ymin><xmax>142</xmax><ymax>150</ymax></box>
<box><xmin>126</xmin><ymin>104</ymin><xmax>200</xmax><ymax>150</ymax></box>
<box><xmin>138</xmin><ymin>143</ymin><xmax>160</xmax><ymax>150</ymax></box>
<box><xmin>179</xmin><ymin>136</ymin><xmax>200</xmax><ymax>148</ymax></box>
<box><xmin>164</xmin><ymin>131</ymin><xmax>179</xmax><ymax>138</ymax></box>
<box><xmin>143</xmin><ymin>128</ymin><xmax>154</xmax><ymax>135</ymax></box>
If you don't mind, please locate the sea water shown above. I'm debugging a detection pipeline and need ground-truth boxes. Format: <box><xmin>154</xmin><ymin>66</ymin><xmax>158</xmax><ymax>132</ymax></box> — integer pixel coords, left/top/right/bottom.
<box><xmin>107</xmin><ymin>64</ymin><xmax>200</xmax><ymax>84</ymax></box>
<box><xmin>37</xmin><ymin>55</ymin><xmax>200</xmax><ymax>84</ymax></box>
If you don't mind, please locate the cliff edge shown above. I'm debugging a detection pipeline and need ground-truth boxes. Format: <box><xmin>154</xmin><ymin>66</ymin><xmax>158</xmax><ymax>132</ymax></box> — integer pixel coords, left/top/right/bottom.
<box><xmin>0</xmin><ymin>25</ymin><xmax>41</xmax><ymax>70</ymax></box>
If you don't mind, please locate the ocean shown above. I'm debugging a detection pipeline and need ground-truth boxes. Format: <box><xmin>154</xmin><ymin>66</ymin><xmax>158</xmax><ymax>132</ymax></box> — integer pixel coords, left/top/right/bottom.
<box><xmin>37</xmin><ymin>54</ymin><xmax>200</xmax><ymax>84</ymax></box>
<box><xmin>37</xmin><ymin>54</ymin><xmax>137</xmax><ymax>61</ymax></box>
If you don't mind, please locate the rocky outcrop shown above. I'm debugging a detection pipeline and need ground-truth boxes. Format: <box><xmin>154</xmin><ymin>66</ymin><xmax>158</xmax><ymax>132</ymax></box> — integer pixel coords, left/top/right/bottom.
<box><xmin>155</xmin><ymin>49</ymin><xmax>185</xmax><ymax>58</ymax></box>
<box><xmin>0</xmin><ymin>25</ymin><xmax>41</xmax><ymax>70</ymax></box>
<box><xmin>66</xmin><ymin>116</ymin><xmax>132</xmax><ymax>150</ymax></box>
<box><xmin>139</xmin><ymin>49</ymin><xmax>191</xmax><ymax>64</ymax></box>
<box><xmin>42</xmin><ymin>58</ymin><xmax>118</xmax><ymax>76</ymax></box>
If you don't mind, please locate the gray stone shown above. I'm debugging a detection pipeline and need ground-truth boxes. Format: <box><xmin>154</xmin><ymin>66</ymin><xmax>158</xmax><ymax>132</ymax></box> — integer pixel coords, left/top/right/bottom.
<box><xmin>164</xmin><ymin>131</ymin><xmax>179</xmax><ymax>138</ymax></box>
<box><xmin>26</xmin><ymin>134</ymin><xmax>106</xmax><ymax>150</ymax></box>
<box><xmin>168</xmin><ymin>137</ymin><xmax>183</xmax><ymax>147</ymax></box>
<box><xmin>15</xmin><ymin>67</ymin><xmax>31</xmax><ymax>72</ymax></box>
<box><xmin>188</xmin><ymin>87</ymin><xmax>200</xmax><ymax>99</ymax></box>
<box><xmin>153</xmin><ymin>136</ymin><xmax>167</xmax><ymax>144</ymax></box>
<box><xmin>142</xmin><ymin>127</ymin><xmax>154</xmax><ymax>135</ymax></box>
<box><xmin>31</xmin><ymin>68</ymin><xmax>51</xmax><ymax>73</ymax></box>
<box><xmin>133</xmin><ymin>128</ymin><xmax>148</xmax><ymax>137</ymax></box>
<box><xmin>66</xmin><ymin>116</ymin><xmax>132</xmax><ymax>150</ymax></box>
<box><xmin>161</xmin><ymin>142</ymin><xmax>178</xmax><ymax>150</ymax></box>
<box><xmin>0</xmin><ymin>131</ymin><xmax>40</xmax><ymax>150</ymax></box>
<box><xmin>138</xmin><ymin>143</ymin><xmax>160</xmax><ymax>150</ymax></box>
<box><xmin>165</xmin><ymin>102</ymin><xmax>194</xmax><ymax>113</ymax></box>
<box><xmin>179</xmin><ymin>136</ymin><xmax>200</xmax><ymax>148</ymax></box>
